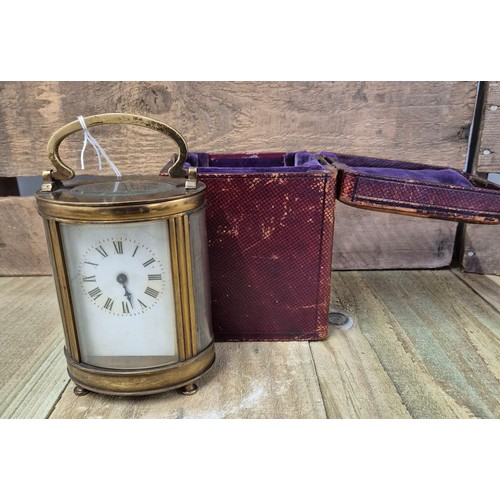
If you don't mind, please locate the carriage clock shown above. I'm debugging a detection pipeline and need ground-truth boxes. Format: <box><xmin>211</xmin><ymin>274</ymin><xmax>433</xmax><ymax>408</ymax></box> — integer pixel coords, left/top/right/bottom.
<box><xmin>35</xmin><ymin>113</ymin><xmax>215</xmax><ymax>396</ymax></box>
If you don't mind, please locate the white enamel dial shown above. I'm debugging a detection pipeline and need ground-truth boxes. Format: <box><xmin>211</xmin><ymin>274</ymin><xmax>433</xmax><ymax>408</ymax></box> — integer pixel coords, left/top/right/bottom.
<box><xmin>79</xmin><ymin>237</ymin><xmax>166</xmax><ymax>317</ymax></box>
<box><xmin>59</xmin><ymin>220</ymin><xmax>178</xmax><ymax>369</ymax></box>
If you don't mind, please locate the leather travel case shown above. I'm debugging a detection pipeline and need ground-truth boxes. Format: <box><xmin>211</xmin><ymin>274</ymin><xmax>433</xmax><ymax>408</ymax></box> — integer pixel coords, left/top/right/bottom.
<box><xmin>161</xmin><ymin>151</ymin><xmax>500</xmax><ymax>341</ymax></box>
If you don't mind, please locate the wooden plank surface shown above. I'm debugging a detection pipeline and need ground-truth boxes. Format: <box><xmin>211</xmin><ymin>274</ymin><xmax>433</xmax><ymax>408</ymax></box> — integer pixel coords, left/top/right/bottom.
<box><xmin>0</xmin><ymin>81</ymin><xmax>477</xmax><ymax>275</ymax></box>
<box><xmin>0</xmin><ymin>81</ymin><xmax>475</xmax><ymax>177</ymax></box>
<box><xmin>312</xmin><ymin>270</ymin><xmax>500</xmax><ymax>418</ymax></box>
<box><xmin>2</xmin><ymin>270</ymin><xmax>498</xmax><ymax>419</ymax></box>
<box><xmin>49</xmin><ymin>342</ymin><xmax>326</xmax><ymax>419</ymax></box>
<box><xmin>476</xmin><ymin>81</ymin><xmax>500</xmax><ymax>174</ymax></box>
<box><xmin>332</xmin><ymin>203</ymin><xmax>457</xmax><ymax>270</ymax></box>
<box><xmin>461</xmin><ymin>224</ymin><xmax>500</xmax><ymax>276</ymax></box>
<box><xmin>0</xmin><ymin>197</ymin><xmax>51</xmax><ymax>275</ymax></box>
<box><xmin>460</xmin><ymin>81</ymin><xmax>500</xmax><ymax>275</ymax></box>
<box><xmin>0</xmin><ymin>277</ymin><xmax>69</xmax><ymax>418</ymax></box>
<box><xmin>451</xmin><ymin>268</ymin><xmax>500</xmax><ymax>312</ymax></box>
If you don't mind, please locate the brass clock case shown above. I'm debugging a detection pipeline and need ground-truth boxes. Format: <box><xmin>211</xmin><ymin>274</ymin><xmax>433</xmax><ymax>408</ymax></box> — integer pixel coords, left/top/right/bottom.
<box><xmin>36</xmin><ymin>114</ymin><xmax>215</xmax><ymax>396</ymax></box>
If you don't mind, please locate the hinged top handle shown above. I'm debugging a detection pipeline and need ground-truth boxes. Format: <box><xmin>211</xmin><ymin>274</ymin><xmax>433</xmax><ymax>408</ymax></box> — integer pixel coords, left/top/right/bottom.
<box><xmin>46</xmin><ymin>113</ymin><xmax>188</xmax><ymax>180</ymax></box>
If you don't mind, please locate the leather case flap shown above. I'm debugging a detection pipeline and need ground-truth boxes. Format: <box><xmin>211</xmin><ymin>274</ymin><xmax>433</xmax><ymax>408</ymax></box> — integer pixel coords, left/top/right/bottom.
<box><xmin>314</xmin><ymin>152</ymin><xmax>500</xmax><ymax>224</ymax></box>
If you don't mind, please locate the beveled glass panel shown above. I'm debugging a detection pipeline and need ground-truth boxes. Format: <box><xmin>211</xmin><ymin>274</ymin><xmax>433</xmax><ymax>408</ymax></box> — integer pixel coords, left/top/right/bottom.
<box><xmin>59</xmin><ymin>219</ymin><xmax>178</xmax><ymax>369</ymax></box>
<box><xmin>189</xmin><ymin>209</ymin><xmax>214</xmax><ymax>351</ymax></box>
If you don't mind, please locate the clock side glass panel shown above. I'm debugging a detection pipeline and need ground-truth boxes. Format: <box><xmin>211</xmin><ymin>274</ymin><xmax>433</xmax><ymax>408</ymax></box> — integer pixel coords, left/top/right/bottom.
<box><xmin>59</xmin><ymin>220</ymin><xmax>178</xmax><ymax>369</ymax></box>
<box><xmin>189</xmin><ymin>209</ymin><xmax>213</xmax><ymax>351</ymax></box>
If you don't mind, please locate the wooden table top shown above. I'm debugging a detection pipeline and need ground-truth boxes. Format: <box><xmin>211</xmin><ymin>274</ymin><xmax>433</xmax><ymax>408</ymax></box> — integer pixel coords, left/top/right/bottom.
<box><xmin>1</xmin><ymin>269</ymin><xmax>499</xmax><ymax>419</ymax></box>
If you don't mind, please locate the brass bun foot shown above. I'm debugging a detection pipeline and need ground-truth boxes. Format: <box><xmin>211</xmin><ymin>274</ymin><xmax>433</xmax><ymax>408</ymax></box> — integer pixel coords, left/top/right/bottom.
<box><xmin>74</xmin><ymin>385</ymin><xmax>90</xmax><ymax>396</ymax></box>
<box><xmin>180</xmin><ymin>383</ymin><xmax>198</xmax><ymax>395</ymax></box>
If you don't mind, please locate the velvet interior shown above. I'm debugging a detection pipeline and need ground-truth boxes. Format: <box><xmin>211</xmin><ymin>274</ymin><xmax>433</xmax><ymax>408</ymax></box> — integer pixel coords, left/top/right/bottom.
<box><xmin>190</xmin><ymin>152</ymin><xmax>314</xmax><ymax>173</ymax></box>
<box><xmin>187</xmin><ymin>151</ymin><xmax>473</xmax><ymax>187</ymax></box>
<box><xmin>318</xmin><ymin>152</ymin><xmax>473</xmax><ymax>187</ymax></box>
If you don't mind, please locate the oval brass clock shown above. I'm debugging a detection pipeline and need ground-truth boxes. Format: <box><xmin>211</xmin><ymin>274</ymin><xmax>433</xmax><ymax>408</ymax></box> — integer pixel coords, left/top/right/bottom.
<box><xmin>35</xmin><ymin>114</ymin><xmax>215</xmax><ymax>396</ymax></box>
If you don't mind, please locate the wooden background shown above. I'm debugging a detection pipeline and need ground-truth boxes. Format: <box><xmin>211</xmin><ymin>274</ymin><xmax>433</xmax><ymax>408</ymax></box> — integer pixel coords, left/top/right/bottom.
<box><xmin>1</xmin><ymin>81</ymin><xmax>496</xmax><ymax>275</ymax></box>
<box><xmin>461</xmin><ymin>81</ymin><xmax>500</xmax><ymax>275</ymax></box>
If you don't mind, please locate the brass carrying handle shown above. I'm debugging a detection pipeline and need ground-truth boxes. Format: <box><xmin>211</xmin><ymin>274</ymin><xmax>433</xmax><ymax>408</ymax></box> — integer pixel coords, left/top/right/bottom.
<box><xmin>46</xmin><ymin>113</ymin><xmax>188</xmax><ymax>180</ymax></box>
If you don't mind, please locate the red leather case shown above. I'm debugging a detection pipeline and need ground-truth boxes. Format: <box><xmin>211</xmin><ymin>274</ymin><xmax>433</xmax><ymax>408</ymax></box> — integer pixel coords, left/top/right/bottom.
<box><xmin>198</xmin><ymin>153</ymin><xmax>336</xmax><ymax>341</ymax></box>
<box><xmin>161</xmin><ymin>151</ymin><xmax>500</xmax><ymax>341</ymax></box>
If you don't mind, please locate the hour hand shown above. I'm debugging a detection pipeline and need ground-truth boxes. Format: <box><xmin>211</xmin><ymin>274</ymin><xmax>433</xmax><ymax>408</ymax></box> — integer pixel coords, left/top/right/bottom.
<box><xmin>117</xmin><ymin>273</ymin><xmax>133</xmax><ymax>308</ymax></box>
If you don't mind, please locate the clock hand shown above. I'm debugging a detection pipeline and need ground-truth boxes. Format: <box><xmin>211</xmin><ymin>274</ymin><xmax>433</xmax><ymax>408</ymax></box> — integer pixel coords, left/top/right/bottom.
<box><xmin>123</xmin><ymin>287</ymin><xmax>133</xmax><ymax>305</ymax></box>
<box><xmin>117</xmin><ymin>273</ymin><xmax>134</xmax><ymax>309</ymax></box>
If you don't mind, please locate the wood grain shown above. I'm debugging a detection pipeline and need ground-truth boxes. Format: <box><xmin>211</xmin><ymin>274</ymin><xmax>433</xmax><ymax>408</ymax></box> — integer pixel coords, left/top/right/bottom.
<box><xmin>461</xmin><ymin>224</ymin><xmax>500</xmax><ymax>275</ymax></box>
<box><xmin>0</xmin><ymin>81</ymin><xmax>477</xmax><ymax>274</ymax></box>
<box><xmin>49</xmin><ymin>341</ymin><xmax>326</xmax><ymax>419</ymax></box>
<box><xmin>459</xmin><ymin>81</ymin><xmax>500</xmax><ymax>275</ymax></box>
<box><xmin>0</xmin><ymin>81</ymin><xmax>475</xmax><ymax>177</ymax></box>
<box><xmin>476</xmin><ymin>81</ymin><xmax>500</xmax><ymax>173</ymax></box>
<box><xmin>0</xmin><ymin>197</ymin><xmax>51</xmax><ymax>275</ymax></box>
<box><xmin>2</xmin><ymin>271</ymin><xmax>498</xmax><ymax>418</ymax></box>
<box><xmin>332</xmin><ymin>203</ymin><xmax>457</xmax><ymax>270</ymax></box>
<box><xmin>451</xmin><ymin>268</ymin><xmax>500</xmax><ymax>312</ymax></box>
<box><xmin>0</xmin><ymin>277</ymin><xmax>69</xmax><ymax>418</ymax></box>
<box><xmin>312</xmin><ymin>270</ymin><xmax>500</xmax><ymax>418</ymax></box>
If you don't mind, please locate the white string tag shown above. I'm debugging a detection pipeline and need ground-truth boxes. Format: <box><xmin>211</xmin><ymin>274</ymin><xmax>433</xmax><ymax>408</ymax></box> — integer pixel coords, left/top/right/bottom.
<box><xmin>77</xmin><ymin>115</ymin><xmax>122</xmax><ymax>179</ymax></box>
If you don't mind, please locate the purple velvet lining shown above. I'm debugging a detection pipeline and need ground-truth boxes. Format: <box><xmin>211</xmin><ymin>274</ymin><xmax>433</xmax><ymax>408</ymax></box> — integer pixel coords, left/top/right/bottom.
<box><xmin>318</xmin><ymin>152</ymin><xmax>473</xmax><ymax>187</ymax></box>
<box><xmin>186</xmin><ymin>151</ymin><xmax>473</xmax><ymax>187</ymax></box>
<box><xmin>347</xmin><ymin>166</ymin><xmax>471</xmax><ymax>186</ymax></box>
<box><xmin>190</xmin><ymin>152</ymin><xmax>326</xmax><ymax>174</ymax></box>
<box><xmin>198</xmin><ymin>167</ymin><xmax>320</xmax><ymax>173</ymax></box>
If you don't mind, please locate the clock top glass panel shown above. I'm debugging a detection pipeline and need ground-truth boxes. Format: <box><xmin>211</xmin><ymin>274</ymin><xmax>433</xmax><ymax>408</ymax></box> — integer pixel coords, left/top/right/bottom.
<box><xmin>38</xmin><ymin>175</ymin><xmax>204</xmax><ymax>205</ymax></box>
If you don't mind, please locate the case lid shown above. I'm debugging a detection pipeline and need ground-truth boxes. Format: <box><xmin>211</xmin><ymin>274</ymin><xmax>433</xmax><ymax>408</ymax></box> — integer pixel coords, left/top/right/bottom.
<box><xmin>314</xmin><ymin>153</ymin><xmax>500</xmax><ymax>224</ymax></box>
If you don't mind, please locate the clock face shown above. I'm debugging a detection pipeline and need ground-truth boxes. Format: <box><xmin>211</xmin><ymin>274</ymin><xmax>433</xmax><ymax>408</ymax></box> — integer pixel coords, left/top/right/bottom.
<box><xmin>79</xmin><ymin>237</ymin><xmax>166</xmax><ymax>317</ymax></box>
<box><xmin>59</xmin><ymin>220</ymin><xmax>178</xmax><ymax>369</ymax></box>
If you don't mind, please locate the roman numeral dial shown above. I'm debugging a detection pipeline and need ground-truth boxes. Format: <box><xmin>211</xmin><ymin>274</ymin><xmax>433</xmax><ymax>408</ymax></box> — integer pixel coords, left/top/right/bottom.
<box><xmin>145</xmin><ymin>287</ymin><xmax>160</xmax><ymax>299</ymax></box>
<box><xmin>95</xmin><ymin>245</ymin><xmax>108</xmax><ymax>258</ymax></box>
<box><xmin>79</xmin><ymin>237</ymin><xmax>165</xmax><ymax>317</ymax></box>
